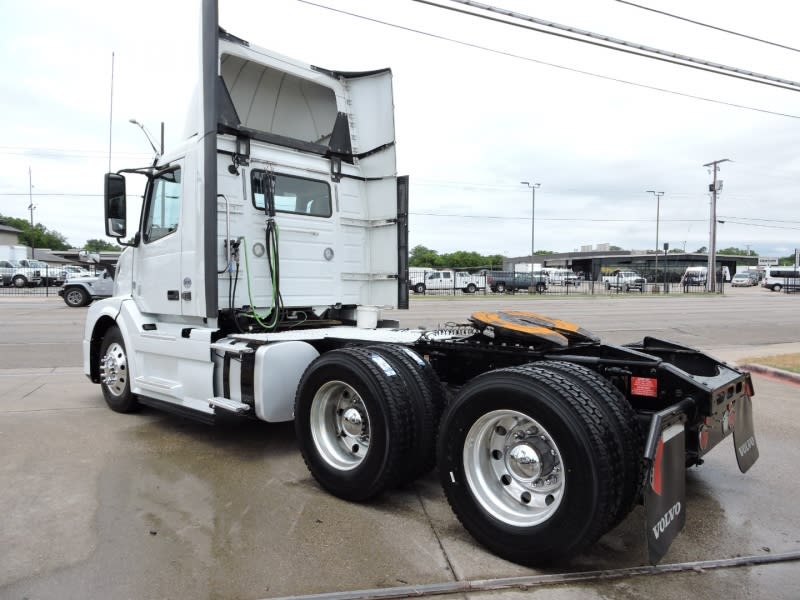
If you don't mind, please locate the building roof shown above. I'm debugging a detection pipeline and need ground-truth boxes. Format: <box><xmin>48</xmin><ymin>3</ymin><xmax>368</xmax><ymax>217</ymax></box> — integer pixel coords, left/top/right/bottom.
<box><xmin>0</xmin><ymin>223</ymin><xmax>23</xmax><ymax>234</ymax></box>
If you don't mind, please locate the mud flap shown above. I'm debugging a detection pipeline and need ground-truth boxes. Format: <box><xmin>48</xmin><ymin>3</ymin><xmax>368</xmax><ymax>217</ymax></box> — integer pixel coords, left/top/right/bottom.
<box><xmin>733</xmin><ymin>393</ymin><xmax>759</xmax><ymax>473</ymax></box>
<box><xmin>644</xmin><ymin>419</ymin><xmax>687</xmax><ymax>565</ymax></box>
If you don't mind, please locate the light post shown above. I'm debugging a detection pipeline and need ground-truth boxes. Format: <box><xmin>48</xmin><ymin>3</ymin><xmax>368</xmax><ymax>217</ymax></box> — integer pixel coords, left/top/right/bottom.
<box><xmin>129</xmin><ymin>118</ymin><xmax>160</xmax><ymax>157</ymax></box>
<box><xmin>646</xmin><ymin>190</ymin><xmax>664</xmax><ymax>285</ymax></box>
<box><xmin>521</xmin><ymin>181</ymin><xmax>540</xmax><ymax>272</ymax></box>
<box><xmin>28</xmin><ymin>166</ymin><xmax>35</xmax><ymax>259</ymax></box>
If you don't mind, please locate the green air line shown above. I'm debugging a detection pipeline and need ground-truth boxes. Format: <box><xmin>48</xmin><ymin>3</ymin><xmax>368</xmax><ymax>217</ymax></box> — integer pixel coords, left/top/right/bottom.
<box><xmin>241</xmin><ymin>237</ymin><xmax>274</xmax><ymax>329</ymax></box>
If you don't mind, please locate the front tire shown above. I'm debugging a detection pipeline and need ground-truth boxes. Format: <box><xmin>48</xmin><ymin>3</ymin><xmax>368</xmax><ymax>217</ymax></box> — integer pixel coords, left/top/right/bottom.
<box><xmin>12</xmin><ymin>275</ymin><xmax>27</xmax><ymax>288</ymax></box>
<box><xmin>438</xmin><ymin>366</ymin><xmax>619</xmax><ymax>565</ymax></box>
<box><xmin>99</xmin><ymin>326</ymin><xmax>138</xmax><ymax>413</ymax></box>
<box><xmin>63</xmin><ymin>286</ymin><xmax>90</xmax><ymax>307</ymax></box>
<box><xmin>465</xmin><ymin>283</ymin><xmax>477</xmax><ymax>294</ymax></box>
<box><xmin>773</xmin><ymin>284</ymin><xmax>782</xmax><ymax>292</ymax></box>
<box><xmin>414</xmin><ymin>283</ymin><xmax>426</xmax><ymax>294</ymax></box>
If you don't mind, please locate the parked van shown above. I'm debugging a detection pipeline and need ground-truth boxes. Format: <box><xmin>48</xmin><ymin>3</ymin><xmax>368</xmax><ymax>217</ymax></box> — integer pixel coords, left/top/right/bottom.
<box><xmin>682</xmin><ymin>265</ymin><xmax>731</xmax><ymax>287</ymax></box>
<box><xmin>763</xmin><ymin>266</ymin><xmax>800</xmax><ymax>292</ymax></box>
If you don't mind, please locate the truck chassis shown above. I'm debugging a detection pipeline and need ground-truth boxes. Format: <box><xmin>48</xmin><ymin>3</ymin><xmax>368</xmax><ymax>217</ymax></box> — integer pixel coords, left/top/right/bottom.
<box><xmin>87</xmin><ymin>308</ymin><xmax>757</xmax><ymax>566</ymax></box>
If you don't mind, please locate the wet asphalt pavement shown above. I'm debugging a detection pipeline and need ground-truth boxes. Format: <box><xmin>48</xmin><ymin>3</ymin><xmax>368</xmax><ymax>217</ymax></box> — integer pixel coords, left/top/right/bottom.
<box><xmin>1</xmin><ymin>290</ymin><xmax>798</xmax><ymax>599</ymax></box>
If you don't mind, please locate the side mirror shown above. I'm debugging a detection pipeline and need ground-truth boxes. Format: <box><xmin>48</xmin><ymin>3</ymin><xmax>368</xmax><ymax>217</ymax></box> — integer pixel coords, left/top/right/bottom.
<box><xmin>104</xmin><ymin>173</ymin><xmax>127</xmax><ymax>238</ymax></box>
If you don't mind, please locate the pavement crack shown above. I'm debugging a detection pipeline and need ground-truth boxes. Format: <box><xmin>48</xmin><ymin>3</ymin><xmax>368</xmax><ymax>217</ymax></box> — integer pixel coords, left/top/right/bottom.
<box><xmin>21</xmin><ymin>384</ymin><xmax>45</xmax><ymax>399</ymax></box>
<box><xmin>413</xmin><ymin>484</ymin><xmax>459</xmax><ymax>583</ymax></box>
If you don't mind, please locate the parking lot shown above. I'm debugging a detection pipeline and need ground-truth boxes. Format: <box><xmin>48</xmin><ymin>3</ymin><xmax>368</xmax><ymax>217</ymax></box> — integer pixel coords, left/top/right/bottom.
<box><xmin>1</xmin><ymin>291</ymin><xmax>799</xmax><ymax>599</ymax></box>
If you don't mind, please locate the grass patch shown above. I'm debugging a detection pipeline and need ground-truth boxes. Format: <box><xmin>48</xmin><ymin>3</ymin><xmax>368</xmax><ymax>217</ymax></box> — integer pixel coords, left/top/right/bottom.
<box><xmin>741</xmin><ymin>353</ymin><xmax>800</xmax><ymax>374</ymax></box>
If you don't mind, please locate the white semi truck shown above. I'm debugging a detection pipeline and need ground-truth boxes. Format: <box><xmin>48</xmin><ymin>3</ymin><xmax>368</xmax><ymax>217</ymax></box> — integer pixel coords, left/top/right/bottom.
<box><xmin>84</xmin><ymin>1</ymin><xmax>759</xmax><ymax>567</ymax></box>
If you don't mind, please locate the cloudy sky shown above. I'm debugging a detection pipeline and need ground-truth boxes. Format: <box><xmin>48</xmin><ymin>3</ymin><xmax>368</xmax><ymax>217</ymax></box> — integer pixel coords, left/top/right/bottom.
<box><xmin>1</xmin><ymin>0</ymin><xmax>798</xmax><ymax>259</ymax></box>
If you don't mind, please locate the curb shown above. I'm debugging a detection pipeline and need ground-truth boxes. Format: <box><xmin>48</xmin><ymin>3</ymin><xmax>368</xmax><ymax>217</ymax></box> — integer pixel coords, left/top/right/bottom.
<box><xmin>739</xmin><ymin>363</ymin><xmax>800</xmax><ymax>386</ymax></box>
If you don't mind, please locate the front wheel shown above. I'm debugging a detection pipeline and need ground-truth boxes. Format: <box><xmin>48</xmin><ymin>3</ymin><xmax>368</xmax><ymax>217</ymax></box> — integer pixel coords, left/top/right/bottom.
<box><xmin>12</xmin><ymin>275</ymin><xmax>27</xmax><ymax>288</ymax></box>
<box><xmin>63</xmin><ymin>286</ymin><xmax>90</xmax><ymax>307</ymax></box>
<box><xmin>414</xmin><ymin>283</ymin><xmax>426</xmax><ymax>294</ymax></box>
<box><xmin>773</xmin><ymin>284</ymin><xmax>782</xmax><ymax>292</ymax></box>
<box><xmin>438</xmin><ymin>366</ymin><xmax>618</xmax><ymax>566</ymax></box>
<box><xmin>99</xmin><ymin>326</ymin><xmax>138</xmax><ymax>413</ymax></box>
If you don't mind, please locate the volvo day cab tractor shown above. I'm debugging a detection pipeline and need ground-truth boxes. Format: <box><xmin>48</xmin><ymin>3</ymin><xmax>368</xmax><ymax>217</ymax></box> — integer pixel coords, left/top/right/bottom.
<box><xmin>84</xmin><ymin>1</ymin><xmax>759</xmax><ymax>567</ymax></box>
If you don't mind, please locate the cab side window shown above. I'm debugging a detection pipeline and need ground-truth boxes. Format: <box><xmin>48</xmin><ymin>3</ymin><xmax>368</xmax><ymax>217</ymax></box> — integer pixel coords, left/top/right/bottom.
<box><xmin>144</xmin><ymin>168</ymin><xmax>181</xmax><ymax>243</ymax></box>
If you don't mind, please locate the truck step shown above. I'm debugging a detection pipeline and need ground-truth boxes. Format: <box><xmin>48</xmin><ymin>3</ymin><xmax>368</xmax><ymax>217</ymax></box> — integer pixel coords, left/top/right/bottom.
<box><xmin>208</xmin><ymin>397</ymin><xmax>251</xmax><ymax>414</ymax></box>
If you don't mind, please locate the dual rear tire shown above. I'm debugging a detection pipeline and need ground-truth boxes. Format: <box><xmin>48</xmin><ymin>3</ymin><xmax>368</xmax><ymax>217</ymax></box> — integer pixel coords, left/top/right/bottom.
<box><xmin>296</xmin><ymin>347</ymin><xmax>644</xmax><ymax>565</ymax></box>
<box><xmin>294</xmin><ymin>345</ymin><xmax>444</xmax><ymax>501</ymax></box>
<box><xmin>437</xmin><ymin>362</ymin><xmax>643</xmax><ymax>565</ymax></box>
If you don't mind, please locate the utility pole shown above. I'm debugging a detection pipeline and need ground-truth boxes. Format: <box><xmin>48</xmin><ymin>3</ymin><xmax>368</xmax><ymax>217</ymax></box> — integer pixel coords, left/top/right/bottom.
<box><xmin>28</xmin><ymin>166</ymin><xmax>35</xmax><ymax>259</ymax></box>
<box><xmin>646</xmin><ymin>190</ymin><xmax>664</xmax><ymax>283</ymax></box>
<box><xmin>702</xmin><ymin>159</ymin><xmax>730</xmax><ymax>292</ymax></box>
<box><xmin>521</xmin><ymin>181</ymin><xmax>540</xmax><ymax>271</ymax></box>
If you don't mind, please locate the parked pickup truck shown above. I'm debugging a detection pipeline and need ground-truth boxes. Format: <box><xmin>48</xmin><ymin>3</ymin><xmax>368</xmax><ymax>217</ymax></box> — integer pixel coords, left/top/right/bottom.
<box><xmin>0</xmin><ymin>260</ymin><xmax>43</xmax><ymax>287</ymax></box>
<box><xmin>410</xmin><ymin>270</ymin><xmax>485</xmax><ymax>294</ymax></box>
<box><xmin>17</xmin><ymin>259</ymin><xmax>66</xmax><ymax>286</ymax></box>
<box><xmin>485</xmin><ymin>270</ymin><xmax>548</xmax><ymax>293</ymax></box>
<box><xmin>601</xmin><ymin>270</ymin><xmax>646</xmax><ymax>291</ymax></box>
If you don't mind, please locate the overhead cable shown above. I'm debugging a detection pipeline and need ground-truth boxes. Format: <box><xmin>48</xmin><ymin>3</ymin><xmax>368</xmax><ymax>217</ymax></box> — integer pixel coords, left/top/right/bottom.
<box><xmin>615</xmin><ymin>0</ymin><xmax>800</xmax><ymax>53</ymax></box>
<box><xmin>418</xmin><ymin>0</ymin><xmax>800</xmax><ymax>91</ymax></box>
<box><xmin>295</xmin><ymin>1</ymin><xmax>800</xmax><ymax>119</ymax></box>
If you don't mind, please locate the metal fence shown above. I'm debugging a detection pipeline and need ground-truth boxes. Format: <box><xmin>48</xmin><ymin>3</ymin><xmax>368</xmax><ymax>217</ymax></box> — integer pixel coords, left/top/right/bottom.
<box><xmin>408</xmin><ymin>267</ymin><xmax>727</xmax><ymax>297</ymax></box>
<box><xmin>0</xmin><ymin>265</ymin><xmax>103</xmax><ymax>297</ymax></box>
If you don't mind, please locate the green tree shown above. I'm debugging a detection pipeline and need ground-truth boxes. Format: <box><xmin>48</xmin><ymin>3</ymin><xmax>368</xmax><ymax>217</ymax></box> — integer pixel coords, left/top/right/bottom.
<box><xmin>694</xmin><ymin>246</ymin><xmax>707</xmax><ymax>253</ymax></box>
<box><xmin>0</xmin><ymin>214</ymin><xmax>70</xmax><ymax>250</ymax></box>
<box><xmin>409</xmin><ymin>245</ymin><xmax>441</xmax><ymax>267</ymax></box>
<box><xmin>718</xmin><ymin>246</ymin><xmax>758</xmax><ymax>256</ymax></box>
<box><xmin>84</xmin><ymin>238</ymin><xmax>119</xmax><ymax>252</ymax></box>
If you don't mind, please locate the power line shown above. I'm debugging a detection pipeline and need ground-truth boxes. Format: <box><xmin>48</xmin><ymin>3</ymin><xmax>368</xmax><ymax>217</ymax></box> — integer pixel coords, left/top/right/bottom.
<box><xmin>295</xmin><ymin>1</ymin><xmax>800</xmax><ymax>119</ymax></box>
<box><xmin>614</xmin><ymin>0</ymin><xmax>800</xmax><ymax>53</ymax></box>
<box><xmin>419</xmin><ymin>0</ymin><xmax>800</xmax><ymax>92</ymax></box>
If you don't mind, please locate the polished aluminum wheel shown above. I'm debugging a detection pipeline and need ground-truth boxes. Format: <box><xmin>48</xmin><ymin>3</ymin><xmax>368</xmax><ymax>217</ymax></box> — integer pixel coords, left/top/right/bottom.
<box><xmin>463</xmin><ymin>409</ymin><xmax>565</xmax><ymax>527</ymax></box>
<box><xmin>310</xmin><ymin>380</ymin><xmax>371</xmax><ymax>471</ymax></box>
<box><xmin>100</xmin><ymin>341</ymin><xmax>128</xmax><ymax>398</ymax></box>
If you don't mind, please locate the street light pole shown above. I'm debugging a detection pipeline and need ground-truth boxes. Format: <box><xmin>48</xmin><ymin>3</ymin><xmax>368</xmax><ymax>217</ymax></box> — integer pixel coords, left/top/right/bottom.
<box><xmin>703</xmin><ymin>159</ymin><xmax>730</xmax><ymax>293</ymax></box>
<box><xmin>28</xmin><ymin>166</ymin><xmax>36</xmax><ymax>259</ymax></box>
<box><xmin>646</xmin><ymin>190</ymin><xmax>664</xmax><ymax>285</ymax></box>
<box><xmin>521</xmin><ymin>181</ymin><xmax>540</xmax><ymax>272</ymax></box>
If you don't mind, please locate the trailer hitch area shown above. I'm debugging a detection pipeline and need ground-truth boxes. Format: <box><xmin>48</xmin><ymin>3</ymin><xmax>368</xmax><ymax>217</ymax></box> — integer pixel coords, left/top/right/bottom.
<box><xmin>643</xmin><ymin>400</ymin><xmax>691</xmax><ymax>565</ymax></box>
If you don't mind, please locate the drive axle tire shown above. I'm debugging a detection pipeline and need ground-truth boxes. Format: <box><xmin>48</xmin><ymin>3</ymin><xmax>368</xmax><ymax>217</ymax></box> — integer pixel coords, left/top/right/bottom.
<box><xmin>294</xmin><ymin>347</ymin><xmax>414</xmax><ymax>501</ymax></box>
<box><xmin>437</xmin><ymin>365</ymin><xmax>619</xmax><ymax>566</ymax></box>
<box><xmin>63</xmin><ymin>286</ymin><xmax>90</xmax><ymax>307</ymax></box>
<box><xmin>99</xmin><ymin>326</ymin><xmax>138</xmax><ymax>413</ymax></box>
<box><xmin>532</xmin><ymin>361</ymin><xmax>645</xmax><ymax>527</ymax></box>
<box><xmin>366</xmin><ymin>344</ymin><xmax>441</xmax><ymax>484</ymax></box>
